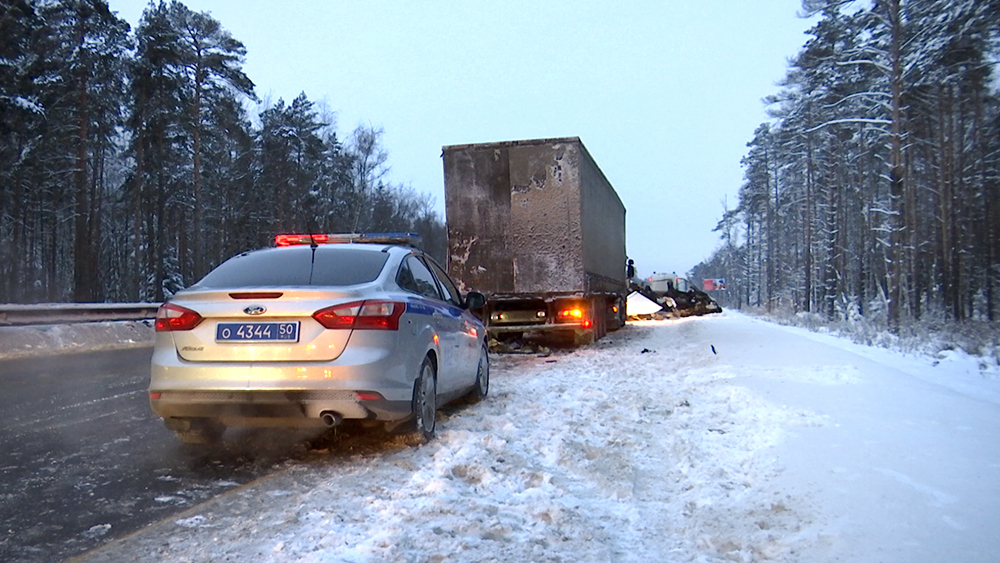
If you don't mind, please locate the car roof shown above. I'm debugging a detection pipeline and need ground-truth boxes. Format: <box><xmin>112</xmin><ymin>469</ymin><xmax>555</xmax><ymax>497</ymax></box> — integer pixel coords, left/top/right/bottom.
<box><xmin>189</xmin><ymin>243</ymin><xmax>418</xmax><ymax>290</ymax></box>
<box><xmin>242</xmin><ymin>242</ymin><xmax>418</xmax><ymax>259</ymax></box>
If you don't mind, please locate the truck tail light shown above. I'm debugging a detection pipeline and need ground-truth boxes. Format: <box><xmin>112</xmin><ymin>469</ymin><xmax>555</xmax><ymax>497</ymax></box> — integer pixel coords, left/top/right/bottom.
<box><xmin>557</xmin><ymin>307</ymin><xmax>585</xmax><ymax>321</ymax></box>
<box><xmin>155</xmin><ymin>303</ymin><xmax>203</xmax><ymax>332</ymax></box>
<box><xmin>557</xmin><ymin>305</ymin><xmax>592</xmax><ymax>328</ymax></box>
<box><xmin>313</xmin><ymin>300</ymin><xmax>405</xmax><ymax>330</ymax></box>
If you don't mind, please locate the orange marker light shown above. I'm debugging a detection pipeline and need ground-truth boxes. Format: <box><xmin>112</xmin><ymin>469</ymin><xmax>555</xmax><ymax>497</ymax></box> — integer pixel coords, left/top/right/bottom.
<box><xmin>558</xmin><ymin>308</ymin><xmax>584</xmax><ymax>320</ymax></box>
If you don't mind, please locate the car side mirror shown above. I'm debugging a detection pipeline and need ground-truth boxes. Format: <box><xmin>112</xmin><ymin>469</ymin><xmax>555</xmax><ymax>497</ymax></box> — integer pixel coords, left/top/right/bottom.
<box><xmin>464</xmin><ymin>291</ymin><xmax>487</xmax><ymax>310</ymax></box>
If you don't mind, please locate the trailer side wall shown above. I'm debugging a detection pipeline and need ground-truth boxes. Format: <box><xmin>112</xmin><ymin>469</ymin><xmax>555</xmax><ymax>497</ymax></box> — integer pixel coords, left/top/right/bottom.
<box><xmin>578</xmin><ymin>143</ymin><xmax>627</xmax><ymax>293</ymax></box>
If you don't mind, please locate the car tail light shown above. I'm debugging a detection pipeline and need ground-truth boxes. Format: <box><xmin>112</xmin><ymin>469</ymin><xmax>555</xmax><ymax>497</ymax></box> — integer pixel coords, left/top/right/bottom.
<box><xmin>313</xmin><ymin>300</ymin><xmax>405</xmax><ymax>330</ymax></box>
<box><xmin>155</xmin><ymin>303</ymin><xmax>203</xmax><ymax>332</ymax></box>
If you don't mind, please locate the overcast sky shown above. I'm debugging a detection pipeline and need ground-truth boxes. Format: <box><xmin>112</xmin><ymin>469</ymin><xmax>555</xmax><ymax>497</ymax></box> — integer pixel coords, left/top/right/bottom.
<box><xmin>111</xmin><ymin>0</ymin><xmax>816</xmax><ymax>278</ymax></box>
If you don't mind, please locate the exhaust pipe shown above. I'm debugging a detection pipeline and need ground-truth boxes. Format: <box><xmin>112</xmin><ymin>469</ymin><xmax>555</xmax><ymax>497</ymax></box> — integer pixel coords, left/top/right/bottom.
<box><xmin>320</xmin><ymin>411</ymin><xmax>342</xmax><ymax>428</ymax></box>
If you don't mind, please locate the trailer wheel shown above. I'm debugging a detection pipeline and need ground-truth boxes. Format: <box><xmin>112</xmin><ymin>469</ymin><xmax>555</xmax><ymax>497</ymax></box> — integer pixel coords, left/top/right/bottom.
<box><xmin>608</xmin><ymin>295</ymin><xmax>625</xmax><ymax>331</ymax></box>
<box><xmin>592</xmin><ymin>296</ymin><xmax>607</xmax><ymax>340</ymax></box>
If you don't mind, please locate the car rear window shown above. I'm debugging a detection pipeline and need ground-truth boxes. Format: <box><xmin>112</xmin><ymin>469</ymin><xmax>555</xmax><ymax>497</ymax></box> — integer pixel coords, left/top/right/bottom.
<box><xmin>193</xmin><ymin>246</ymin><xmax>390</xmax><ymax>288</ymax></box>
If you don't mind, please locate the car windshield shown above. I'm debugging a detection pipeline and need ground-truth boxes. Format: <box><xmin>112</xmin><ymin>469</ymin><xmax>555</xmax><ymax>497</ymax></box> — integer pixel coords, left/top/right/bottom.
<box><xmin>192</xmin><ymin>246</ymin><xmax>390</xmax><ymax>288</ymax></box>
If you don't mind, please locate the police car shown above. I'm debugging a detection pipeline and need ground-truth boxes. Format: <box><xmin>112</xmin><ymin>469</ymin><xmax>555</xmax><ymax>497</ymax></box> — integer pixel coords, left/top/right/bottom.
<box><xmin>149</xmin><ymin>233</ymin><xmax>489</xmax><ymax>444</ymax></box>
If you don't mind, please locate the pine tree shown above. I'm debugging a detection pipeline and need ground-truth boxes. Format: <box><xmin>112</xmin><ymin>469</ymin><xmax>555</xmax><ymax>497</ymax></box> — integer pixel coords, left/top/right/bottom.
<box><xmin>256</xmin><ymin>93</ymin><xmax>328</xmax><ymax>234</ymax></box>
<box><xmin>702</xmin><ymin>0</ymin><xmax>1000</xmax><ymax>325</ymax></box>
<box><xmin>129</xmin><ymin>0</ymin><xmax>186</xmax><ymax>301</ymax></box>
<box><xmin>1</xmin><ymin>0</ymin><xmax>446</xmax><ymax>303</ymax></box>
<box><xmin>167</xmin><ymin>0</ymin><xmax>254</xmax><ymax>279</ymax></box>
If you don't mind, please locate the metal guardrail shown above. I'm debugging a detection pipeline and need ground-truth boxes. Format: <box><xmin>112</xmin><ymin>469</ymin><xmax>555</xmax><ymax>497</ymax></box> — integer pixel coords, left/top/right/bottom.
<box><xmin>0</xmin><ymin>303</ymin><xmax>161</xmax><ymax>326</ymax></box>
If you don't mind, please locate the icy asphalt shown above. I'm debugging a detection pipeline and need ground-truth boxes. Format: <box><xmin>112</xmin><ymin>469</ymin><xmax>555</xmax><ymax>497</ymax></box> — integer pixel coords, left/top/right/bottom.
<box><xmin>5</xmin><ymin>313</ymin><xmax>999</xmax><ymax>562</ymax></box>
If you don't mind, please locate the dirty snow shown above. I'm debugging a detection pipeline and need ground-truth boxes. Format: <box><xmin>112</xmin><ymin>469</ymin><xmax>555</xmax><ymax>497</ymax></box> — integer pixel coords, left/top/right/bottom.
<box><xmin>42</xmin><ymin>311</ymin><xmax>997</xmax><ymax>563</ymax></box>
<box><xmin>0</xmin><ymin>320</ymin><xmax>153</xmax><ymax>361</ymax></box>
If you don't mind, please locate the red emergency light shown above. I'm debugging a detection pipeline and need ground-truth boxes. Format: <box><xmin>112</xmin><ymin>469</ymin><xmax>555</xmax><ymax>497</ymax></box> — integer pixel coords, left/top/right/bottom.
<box><xmin>275</xmin><ymin>234</ymin><xmax>329</xmax><ymax>246</ymax></box>
<box><xmin>274</xmin><ymin>232</ymin><xmax>422</xmax><ymax>247</ymax></box>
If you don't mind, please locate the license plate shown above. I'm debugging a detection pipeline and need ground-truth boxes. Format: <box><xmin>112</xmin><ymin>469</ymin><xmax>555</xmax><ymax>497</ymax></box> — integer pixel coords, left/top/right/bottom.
<box><xmin>216</xmin><ymin>322</ymin><xmax>300</xmax><ymax>342</ymax></box>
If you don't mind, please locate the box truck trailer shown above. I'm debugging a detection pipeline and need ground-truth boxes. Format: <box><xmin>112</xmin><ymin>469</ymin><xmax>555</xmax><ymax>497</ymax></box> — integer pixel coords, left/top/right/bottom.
<box><xmin>442</xmin><ymin>137</ymin><xmax>627</xmax><ymax>344</ymax></box>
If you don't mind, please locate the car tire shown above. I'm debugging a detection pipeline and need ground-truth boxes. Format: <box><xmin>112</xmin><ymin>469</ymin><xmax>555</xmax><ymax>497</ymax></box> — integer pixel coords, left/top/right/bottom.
<box><xmin>166</xmin><ymin>418</ymin><xmax>225</xmax><ymax>445</ymax></box>
<box><xmin>466</xmin><ymin>343</ymin><xmax>489</xmax><ymax>403</ymax></box>
<box><xmin>412</xmin><ymin>357</ymin><xmax>437</xmax><ymax>443</ymax></box>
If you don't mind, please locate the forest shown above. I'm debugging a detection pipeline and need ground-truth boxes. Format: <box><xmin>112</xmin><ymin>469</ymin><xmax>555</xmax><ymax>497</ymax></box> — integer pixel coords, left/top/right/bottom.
<box><xmin>692</xmin><ymin>0</ymin><xmax>1000</xmax><ymax>330</ymax></box>
<box><xmin>0</xmin><ymin>0</ymin><xmax>445</xmax><ymax>304</ymax></box>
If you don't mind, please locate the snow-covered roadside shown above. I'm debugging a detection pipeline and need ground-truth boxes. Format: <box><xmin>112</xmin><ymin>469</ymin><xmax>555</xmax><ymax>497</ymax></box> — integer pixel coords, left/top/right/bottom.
<box><xmin>694</xmin><ymin>314</ymin><xmax>1000</xmax><ymax>562</ymax></box>
<box><xmin>757</xmin><ymin>320</ymin><xmax>1000</xmax><ymax>407</ymax></box>
<box><xmin>0</xmin><ymin>320</ymin><xmax>154</xmax><ymax>361</ymax></box>
<box><xmin>57</xmin><ymin>312</ymin><xmax>1000</xmax><ymax>562</ymax></box>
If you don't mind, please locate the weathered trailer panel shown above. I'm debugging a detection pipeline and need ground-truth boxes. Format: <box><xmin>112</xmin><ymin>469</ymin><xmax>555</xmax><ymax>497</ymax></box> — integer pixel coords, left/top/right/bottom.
<box><xmin>577</xmin><ymin>142</ymin><xmax>627</xmax><ymax>294</ymax></box>
<box><xmin>442</xmin><ymin>137</ymin><xmax>626</xmax><ymax>342</ymax></box>
<box><xmin>443</xmin><ymin>137</ymin><xmax>625</xmax><ymax>294</ymax></box>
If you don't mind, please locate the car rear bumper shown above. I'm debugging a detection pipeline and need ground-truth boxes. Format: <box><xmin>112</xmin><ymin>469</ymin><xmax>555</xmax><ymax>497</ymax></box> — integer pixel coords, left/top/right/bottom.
<box><xmin>149</xmin><ymin>332</ymin><xmax>424</xmax><ymax>427</ymax></box>
<box><xmin>150</xmin><ymin>389</ymin><xmax>412</xmax><ymax>426</ymax></box>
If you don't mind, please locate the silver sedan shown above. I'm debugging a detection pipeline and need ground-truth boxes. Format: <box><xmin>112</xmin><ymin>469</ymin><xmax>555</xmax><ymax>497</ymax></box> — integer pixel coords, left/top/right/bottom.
<box><xmin>149</xmin><ymin>234</ymin><xmax>489</xmax><ymax>444</ymax></box>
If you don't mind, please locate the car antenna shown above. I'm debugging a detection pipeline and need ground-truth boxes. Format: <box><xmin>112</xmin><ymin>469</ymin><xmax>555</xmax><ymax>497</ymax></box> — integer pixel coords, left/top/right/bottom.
<box><xmin>307</xmin><ymin>223</ymin><xmax>319</xmax><ymax>284</ymax></box>
<box><xmin>306</xmin><ymin>222</ymin><xmax>320</xmax><ymax>249</ymax></box>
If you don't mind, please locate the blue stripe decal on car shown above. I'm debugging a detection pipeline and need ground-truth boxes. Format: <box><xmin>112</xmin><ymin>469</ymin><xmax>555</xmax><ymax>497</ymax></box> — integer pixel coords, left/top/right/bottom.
<box><xmin>407</xmin><ymin>301</ymin><xmax>437</xmax><ymax>316</ymax></box>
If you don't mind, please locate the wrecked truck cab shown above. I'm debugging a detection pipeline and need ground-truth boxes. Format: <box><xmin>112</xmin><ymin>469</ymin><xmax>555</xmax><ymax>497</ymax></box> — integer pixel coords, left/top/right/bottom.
<box><xmin>646</xmin><ymin>273</ymin><xmax>721</xmax><ymax>317</ymax></box>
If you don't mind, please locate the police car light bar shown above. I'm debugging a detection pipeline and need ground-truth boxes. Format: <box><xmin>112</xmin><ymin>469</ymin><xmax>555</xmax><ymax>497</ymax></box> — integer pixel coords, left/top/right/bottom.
<box><xmin>274</xmin><ymin>233</ymin><xmax>423</xmax><ymax>247</ymax></box>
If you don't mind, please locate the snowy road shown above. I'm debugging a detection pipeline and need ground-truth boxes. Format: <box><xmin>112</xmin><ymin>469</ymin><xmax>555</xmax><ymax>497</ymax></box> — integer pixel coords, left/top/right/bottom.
<box><xmin>0</xmin><ymin>348</ymin><xmax>347</xmax><ymax>563</ymax></box>
<box><xmin>58</xmin><ymin>313</ymin><xmax>1000</xmax><ymax>562</ymax></box>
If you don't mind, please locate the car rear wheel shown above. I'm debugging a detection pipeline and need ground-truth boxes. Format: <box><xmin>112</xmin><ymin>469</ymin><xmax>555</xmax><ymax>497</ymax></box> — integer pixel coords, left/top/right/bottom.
<box><xmin>467</xmin><ymin>343</ymin><xmax>489</xmax><ymax>403</ymax></box>
<box><xmin>412</xmin><ymin>357</ymin><xmax>437</xmax><ymax>442</ymax></box>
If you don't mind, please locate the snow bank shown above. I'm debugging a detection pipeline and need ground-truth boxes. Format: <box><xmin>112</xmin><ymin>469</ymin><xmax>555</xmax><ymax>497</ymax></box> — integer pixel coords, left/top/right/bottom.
<box><xmin>766</xmin><ymin>320</ymin><xmax>1000</xmax><ymax>407</ymax></box>
<box><xmin>0</xmin><ymin>320</ymin><xmax>154</xmax><ymax>361</ymax></box>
